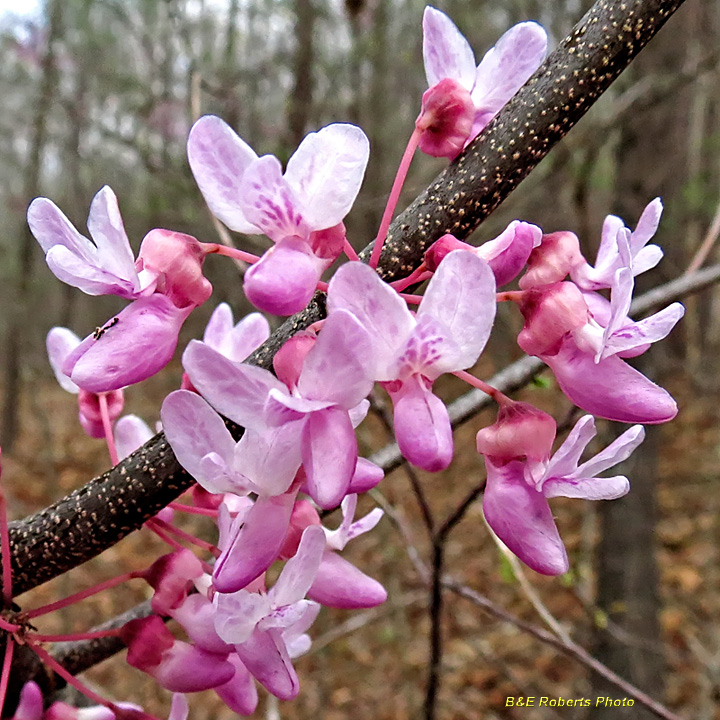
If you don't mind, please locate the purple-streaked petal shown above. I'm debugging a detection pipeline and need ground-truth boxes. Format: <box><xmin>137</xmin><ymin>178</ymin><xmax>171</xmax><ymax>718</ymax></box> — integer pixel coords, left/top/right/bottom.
<box><xmin>422</xmin><ymin>6</ymin><xmax>476</xmax><ymax>90</ymax></box>
<box><xmin>472</xmin><ymin>22</ymin><xmax>547</xmax><ymax>118</ymax></box>
<box><xmin>327</xmin><ymin>261</ymin><xmax>414</xmax><ymax>380</ymax></box>
<box><xmin>187</xmin><ymin>115</ymin><xmax>259</xmax><ymax>234</ymax></box>
<box><xmin>233</xmin><ymin>627</ymin><xmax>299</xmax><ymax>701</ymax></box>
<box><xmin>573</xmin><ymin>424</ymin><xmax>645</xmax><ymax>478</ymax></box>
<box><xmin>114</xmin><ymin>414</ymin><xmax>154</xmax><ymax>460</ymax></box>
<box><xmin>603</xmin><ymin>302</ymin><xmax>685</xmax><ymax>360</ymax></box>
<box><xmin>244</xmin><ymin>237</ymin><xmax>326</xmax><ymax>316</ymax></box>
<box><xmin>309</xmin><ymin>551</ymin><xmax>387</xmax><ymax>608</ymax></box>
<box><xmin>284</xmin><ymin>124</ymin><xmax>369</xmax><ymax>230</ymax></box>
<box><xmin>302</xmin><ymin>407</ymin><xmax>357</xmax><ymax>509</ymax></box>
<box><xmin>46</xmin><ymin>327</ymin><xmax>81</xmax><ymax>393</ymax></box>
<box><xmin>390</xmin><ymin>376</ymin><xmax>453</xmax><ymax>472</ymax></box>
<box><xmin>298</xmin><ymin>309</ymin><xmax>373</xmax><ymax>407</ymax></box>
<box><xmin>271</xmin><ymin>525</ymin><xmax>326</xmax><ymax>607</ymax></box>
<box><xmin>283</xmin><ymin>602</ymin><xmax>321</xmax><ymax>658</ymax></box>
<box><xmin>483</xmin><ymin>459</ymin><xmax>568</xmax><ymax>575</ymax></box>
<box><xmin>346</xmin><ymin>507</ymin><xmax>384</xmax><ymax>542</ymax></box>
<box><xmin>543</xmin><ymin>474</ymin><xmax>630</xmax><ymax>500</ymax></box>
<box><xmin>544</xmin><ymin>337</ymin><xmax>678</xmax><ymax>424</ymax></box>
<box><xmin>215</xmin><ymin>590</ymin><xmax>272</xmax><ymax>645</ymax></box>
<box><xmin>63</xmin><ymin>296</ymin><xmax>192</xmax><ymax>393</ymax></box>
<box><xmin>418</xmin><ymin>250</ymin><xmax>496</xmax><ymax>367</ymax></box>
<box><xmin>239</xmin><ymin>155</ymin><xmax>307</xmax><ymax>241</ymax></box>
<box><xmin>183</xmin><ymin>340</ymin><xmax>286</xmax><ymax>428</ymax></box>
<box><xmin>213</xmin><ymin>491</ymin><xmax>296</xmax><ymax>593</ymax></box>
<box><xmin>215</xmin><ymin>655</ymin><xmax>259</xmax><ymax>716</ymax></box>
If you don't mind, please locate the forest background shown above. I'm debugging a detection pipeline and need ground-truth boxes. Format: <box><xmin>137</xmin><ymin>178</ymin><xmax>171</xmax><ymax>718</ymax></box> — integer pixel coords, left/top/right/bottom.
<box><xmin>0</xmin><ymin>0</ymin><xmax>719</xmax><ymax>718</ymax></box>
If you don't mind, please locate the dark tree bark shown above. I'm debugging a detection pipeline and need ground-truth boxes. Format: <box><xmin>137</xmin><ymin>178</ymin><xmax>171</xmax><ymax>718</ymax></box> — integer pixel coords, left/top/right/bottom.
<box><xmin>287</xmin><ymin>0</ymin><xmax>316</xmax><ymax>147</ymax></box>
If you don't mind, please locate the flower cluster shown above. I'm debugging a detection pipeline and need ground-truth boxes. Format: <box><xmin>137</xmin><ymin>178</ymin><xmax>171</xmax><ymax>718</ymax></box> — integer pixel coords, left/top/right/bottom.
<box><xmin>16</xmin><ymin>2</ymin><xmax>685</xmax><ymax>715</ymax></box>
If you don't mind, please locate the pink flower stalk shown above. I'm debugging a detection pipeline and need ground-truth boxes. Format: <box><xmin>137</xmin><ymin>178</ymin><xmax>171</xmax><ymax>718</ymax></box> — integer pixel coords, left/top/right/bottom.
<box><xmin>477</xmin><ymin>405</ymin><xmax>644</xmax><ymax>575</ymax></box>
<box><xmin>188</xmin><ymin>116</ymin><xmax>369</xmax><ymax>315</ymax></box>
<box><xmin>419</xmin><ymin>6</ymin><xmax>547</xmax><ymax>158</ymax></box>
<box><xmin>213</xmin><ymin>526</ymin><xmax>325</xmax><ymax>700</ymax></box>
<box><xmin>327</xmin><ymin>250</ymin><xmax>496</xmax><ymax>471</ymax></box>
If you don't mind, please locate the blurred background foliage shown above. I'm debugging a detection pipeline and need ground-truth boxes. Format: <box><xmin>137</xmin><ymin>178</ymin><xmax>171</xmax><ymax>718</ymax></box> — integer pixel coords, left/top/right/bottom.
<box><xmin>0</xmin><ymin>0</ymin><xmax>719</xmax><ymax>718</ymax></box>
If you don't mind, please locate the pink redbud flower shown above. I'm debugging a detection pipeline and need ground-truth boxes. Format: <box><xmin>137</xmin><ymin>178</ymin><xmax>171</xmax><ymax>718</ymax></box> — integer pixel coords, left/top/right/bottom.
<box><xmin>328</xmin><ymin>250</ymin><xmax>496</xmax><ymax>471</ymax></box>
<box><xmin>27</xmin><ymin>186</ymin><xmax>157</xmax><ymax>299</ymax></box>
<box><xmin>139</xmin><ymin>549</ymin><xmax>204</xmax><ymax>615</ymax></box>
<box><xmin>419</xmin><ymin>6</ymin><xmax>547</xmax><ymax>158</ymax></box>
<box><xmin>519</xmin><ymin>231</ymin><xmax>586</xmax><ymax>290</ymax></box>
<box><xmin>213</xmin><ymin>526</ymin><xmax>325</xmax><ymax>700</ymax></box>
<box><xmin>188</xmin><ymin>116</ymin><xmax>369</xmax><ymax>314</ymax></box>
<box><xmin>477</xmin><ymin>408</ymin><xmax>644</xmax><ymax>575</ymax></box>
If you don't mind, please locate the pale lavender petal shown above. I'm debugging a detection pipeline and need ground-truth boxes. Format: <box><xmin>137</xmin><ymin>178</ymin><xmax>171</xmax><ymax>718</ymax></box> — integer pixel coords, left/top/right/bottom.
<box><xmin>161</xmin><ymin>390</ymin><xmax>243</xmax><ymax>494</ymax></box>
<box><xmin>422</xmin><ymin>6</ymin><xmax>476</xmax><ymax>90</ymax></box>
<box><xmin>390</xmin><ymin>376</ymin><xmax>453</xmax><ymax>472</ymax></box>
<box><xmin>234</xmin><ymin>423</ymin><xmax>303</xmax><ymax>496</ymax></box>
<box><xmin>349</xmin><ymin>398</ymin><xmax>370</xmax><ymax>428</ymax></box>
<box><xmin>544</xmin><ymin>337</ymin><xmax>678</xmax><ymax>424</ymax></box>
<box><xmin>284</xmin><ymin>123</ymin><xmax>370</xmax><ymax>230</ymax></box>
<box><xmin>348</xmin><ymin>457</ymin><xmax>384</xmax><ymax>493</ymax></box>
<box><xmin>483</xmin><ymin>459</ymin><xmax>568</xmax><ymax>575</ymax></box>
<box><xmin>114</xmin><ymin>414</ymin><xmax>154</xmax><ymax>459</ymax></box>
<box><xmin>632</xmin><ymin>244</ymin><xmax>664</xmax><ymax>275</ymax></box>
<box><xmin>327</xmin><ymin>258</ymin><xmax>414</xmax><ymax>380</ymax></box>
<box><xmin>215</xmin><ymin>655</ymin><xmax>259</xmax><ymax>716</ymax></box>
<box><xmin>215</xmin><ymin>590</ymin><xmax>272</xmax><ymax>645</ymax></box>
<box><xmin>309</xmin><ymin>552</ymin><xmax>387</xmax><ymax>608</ymax></box>
<box><xmin>64</xmin><ymin>296</ymin><xmax>192</xmax><ymax>393</ymax></box>
<box><xmin>183</xmin><ymin>340</ymin><xmax>286</xmax><ymax>428</ymax></box>
<box><xmin>168</xmin><ymin>694</ymin><xmax>189</xmax><ymax>720</ymax></box>
<box><xmin>213</xmin><ymin>491</ymin><xmax>296</xmax><ymax>593</ymax></box>
<box><xmin>346</xmin><ymin>507</ymin><xmax>384</xmax><ymax>542</ymax></box>
<box><xmin>472</xmin><ymin>22</ymin><xmax>547</xmax><ymax>117</ymax></box>
<box><xmin>203</xmin><ymin>304</ymin><xmax>270</xmax><ymax>363</ymax></box>
<box><xmin>46</xmin><ymin>327</ymin><xmax>81</xmax><ymax>393</ymax></box>
<box><xmin>187</xmin><ymin>115</ymin><xmax>259</xmax><ymax>234</ymax></box>
<box><xmin>244</xmin><ymin>237</ymin><xmax>326</xmax><ymax>316</ymax></box>
<box><xmin>261</xmin><ymin>600</ymin><xmax>317</xmax><ymax>635</ymax></box>
<box><xmin>328</xmin><ymin>493</ymin><xmax>358</xmax><ymax>550</ymax></box>
<box><xmin>86</xmin><ymin>186</ymin><xmax>138</xmax><ymax>281</ymax></box>
<box><xmin>573</xmin><ymin>424</ymin><xmax>645</xmax><ymax>478</ymax></box>
<box><xmin>233</xmin><ymin>627</ymin><xmax>299</xmax><ymax>700</ymax></box>
<box><xmin>298</xmin><ymin>309</ymin><xmax>373</xmax><ymax>408</ymax></box>
<box><xmin>543</xmin><ymin>474</ymin><xmax>629</xmax><ymax>500</ymax></box>
<box><xmin>239</xmin><ymin>155</ymin><xmax>307</xmax><ymax>241</ymax></box>
<box><xmin>202</xmin><ymin>302</ymin><xmax>234</xmax><ymax>348</ymax></box>
<box><xmin>28</xmin><ymin>196</ymin><xmax>93</xmax><ymax>255</ymax></box>
<box><xmin>631</xmin><ymin>197</ymin><xmax>663</xmax><ymax>253</ymax></box>
<box><xmin>541</xmin><ymin>415</ymin><xmax>596</xmax><ymax>480</ymax></box>
<box><xmin>302</xmin><ymin>406</ymin><xmax>356</xmax><ymax>509</ymax></box>
<box><xmin>270</xmin><ymin>525</ymin><xmax>326</xmax><ymax>607</ymax></box>
<box><xmin>603</xmin><ymin>302</ymin><xmax>685</xmax><ymax>360</ymax></box>
<box><xmin>265</xmin><ymin>389</ymin><xmax>330</xmax><ymax>423</ymax></box>
<box><xmin>283</xmin><ymin>602</ymin><xmax>321</xmax><ymax>658</ymax></box>
<box><xmin>418</xmin><ymin>250</ymin><xmax>496</xmax><ymax>367</ymax></box>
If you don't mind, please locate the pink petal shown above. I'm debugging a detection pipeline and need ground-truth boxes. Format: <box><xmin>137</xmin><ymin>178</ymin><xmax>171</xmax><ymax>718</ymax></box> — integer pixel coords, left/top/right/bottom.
<box><xmin>302</xmin><ymin>406</ymin><xmax>356</xmax><ymax>509</ymax></box>
<box><xmin>244</xmin><ymin>237</ymin><xmax>326</xmax><ymax>316</ymax></box>
<box><xmin>64</xmin><ymin>296</ymin><xmax>192</xmax><ymax>393</ymax></box>
<box><xmin>114</xmin><ymin>414</ymin><xmax>153</xmax><ymax>459</ymax></box>
<box><xmin>215</xmin><ymin>655</ymin><xmax>259</xmax><ymax>716</ymax></box>
<box><xmin>14</xmin><ymin>682</ymin><xmax>44</xmax><ymax>720</ymax></box>
<box><xmin>422</xmin><ymin>6</ymin><xmax>476</xmax><ymax>90</ymax></box>
<box><xmin>389</xmin><ymin>375</ymin><xmax>453</xmax><ymax>472</ymax></box>
<box><xmin>272</xmin><ymin>525</ymin><xmax>326</xmax><ymax>607</ymax></box>
<box><xmin>573</xmin><ymin>424</ymin><xmax>645</xmax><ymax>479</ymax></box>
<box><xmin>152</xmin><ymin>641</ymin><xmax>235</xmax><ymax>692</ymax></box>
<box><xmin>284</xmin><ymin>124</ymin><xmax>370</xmax><ymax>230</ymax></box>
<box><xmin>477</xmin><ymin>221</ymin><xmax>542</xmax><ymax>286</ymax></box>
<box><xmin>46</xmin><ymin>327</ymin><xmax>81</xmax><ymax>393</ymax></box>
<box><xmin>172</xmin><ymin>594</ymin><xmax>231</xmax><ymax>655</ymax></box>
<box><xmin>418</xmin><ymin>250</ymin><xmax>496</xmax><ymax>368</ymax></box>
<box><xmin>309</xmin><ymin>552</ymin><xmax>387</xmax><ymax>608</ymax></box>
<box><xmin>348</xmin><ymin>457</ymin><xmax>384</xmax><ymax>493</ymax></box>
<box><xmin>483</xmin><ymin>459</ymin><xmax>568</xmax><ymax>575</ymax></box>
<box><xmin>187</xmin><ymin>115</ymin><xmax>259</xmax><ymax>234</ymax></box>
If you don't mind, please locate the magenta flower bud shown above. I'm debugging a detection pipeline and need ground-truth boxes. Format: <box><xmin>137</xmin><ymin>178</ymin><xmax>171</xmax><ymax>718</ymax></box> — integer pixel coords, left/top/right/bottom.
<box><xmin>137</xmin><ymin>229</ymin><xmax>212</xmax><ymax>309</ymax></box>
<box><xmin>122</xmin><ymin>616</ymin><xmax>175</xmax><ymax>670</ymax></box>
<box><xmin>12</xmin><ymin>682</ymin><xmax>44</xmax><ymax>720</ymax></box>
<box><xmin>139</xmin><ymin>549</ymin><xmax>204</xmax><ymax>615</ymax></box>
<box><xmin>476</xmin><ymin>402</ymin><xmax>556</xmax><ymax>463</ymax></box>
<box><xmin>424</xmin><ymin>234</ymin><xmax>473</xmax><ymax>271</ymax></box>
<box><xmin>309</xmin><ymin>552</ymin><xmax>387</xmax><ymax>609</ymax></box>
<box><xmin>273</xmin><ymin>332</ymin><xmax>317</xmax><ymax>391</ymax></box>
<box><xmin>416</xmin><ymin>78</ymin><xmax>475</xmax><ymax>159</ymax></box>
<box><xmin>348</xmin><ymin>457</ymin><xmax>384</xmax><ymax>493</ymax></box>
<box><xmin>517</xmin><ymin>282</ymin><xmax>589</xmax><ymax>356</ymax></box>
<box><xmin>77</xmin><ymin>388</ymin><xmax>125</xmax><ymax>438</ymax></box>
<box><xmin>307</xmin><ymin>222</ymin><xmax>347</xmax><ymax>260</ymax></box>
<box><xmin>519</xmin><ymin>231</ymin><xmax>585</xmax><ymax>289</ymax></box>
<box><xmin>278</xmin><ymin>499</ymin><xmax>322</xmax><ymax>560</ymax></box>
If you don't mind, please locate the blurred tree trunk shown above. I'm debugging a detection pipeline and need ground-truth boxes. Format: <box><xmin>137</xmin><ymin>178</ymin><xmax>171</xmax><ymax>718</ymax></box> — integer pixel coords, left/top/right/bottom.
<box><xmin>287</xmin><ymin>0</ymin><xmax>316</xmax><ymax>147</ymax></box>
<box><xmin>1</xmin><ymin>0</ymin><xmax>63</xmax><ymax>451</ymax></box>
